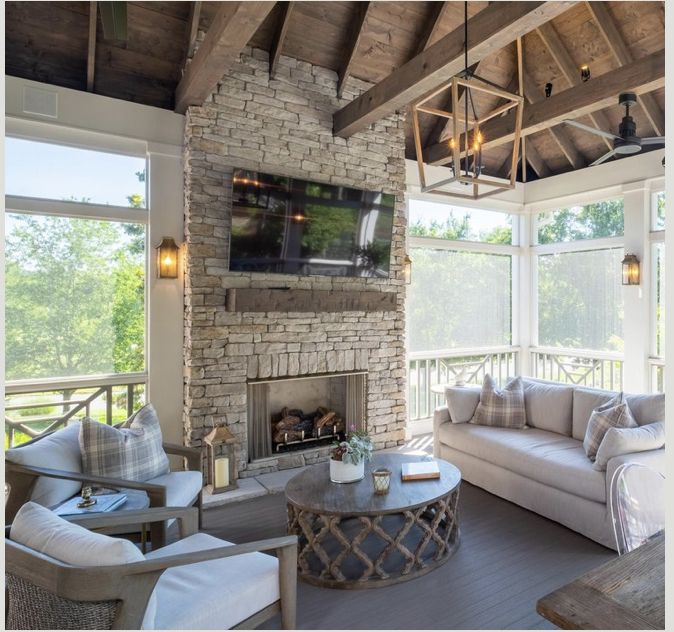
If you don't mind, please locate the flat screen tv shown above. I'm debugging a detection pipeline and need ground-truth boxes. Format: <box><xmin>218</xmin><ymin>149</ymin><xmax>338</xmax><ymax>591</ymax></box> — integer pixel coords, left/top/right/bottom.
<box><xmin>229</xmin><ymin>169</ymin><xmax>395</xmax><ymax>278</ymax></box>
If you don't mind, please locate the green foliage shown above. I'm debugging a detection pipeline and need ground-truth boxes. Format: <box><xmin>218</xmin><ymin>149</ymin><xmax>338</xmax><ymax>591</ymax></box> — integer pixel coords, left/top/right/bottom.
<box><xmin>5</xmin><ymin>213</ymin><xmax>145</xmax><ymax>380</ymax></box>
<box><xmin>301</xmin><ymin>203</ymin><xmax>356</xmax><ymax>255</ymax></box>
<box><xmin>537</xmin><ymin>199</ymin><xmax>624</xmax><ymax>244</ymax></box>
<box><xmin>332</xmin><ymin>430</ymin><xmax>373</xmax><ymax>465</ymax></box>
<box><xmin>409</xmin><ymin>211</ymin><xmax>512</xmax><ymax>244</ymax></box>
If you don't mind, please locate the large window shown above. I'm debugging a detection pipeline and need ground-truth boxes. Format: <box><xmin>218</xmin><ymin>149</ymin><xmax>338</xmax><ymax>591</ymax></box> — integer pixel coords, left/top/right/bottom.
<box><xmin>5</xmin><ymin>138</ymin><xmax>148</xmax><ymax>447</ymax></box>
<box><xmin>537</xmin><ymin>198</ymin><xmax>623</xmax><ymax>244</ymax></box>
<box><xmin>537</xmin><ymin>248</ymin><xmax>624</xmax><ymax>352</ymax></box>
<box><xmin>650</xmin><ymin>191</ymin><xmax>665</xmax><ymax>392</ymax></box>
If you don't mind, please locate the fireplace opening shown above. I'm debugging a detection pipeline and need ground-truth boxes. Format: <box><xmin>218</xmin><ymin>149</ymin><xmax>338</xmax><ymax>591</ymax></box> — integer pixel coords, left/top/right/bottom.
<box><xmin>247</xmin><ymin>371</ymin><xmax>367</xmax><ymax>461</ymax></box>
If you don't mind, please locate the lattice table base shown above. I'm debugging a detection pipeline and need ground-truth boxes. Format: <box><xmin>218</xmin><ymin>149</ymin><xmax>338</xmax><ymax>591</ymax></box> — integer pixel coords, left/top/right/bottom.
<box><xmin>287</xmin><ymin>488</ymin><xmax>460</xmax><ymax>589</ymax></box>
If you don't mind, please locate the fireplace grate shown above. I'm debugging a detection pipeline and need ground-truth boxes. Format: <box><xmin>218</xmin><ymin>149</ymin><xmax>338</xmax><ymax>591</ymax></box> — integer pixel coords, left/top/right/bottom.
<box><xmin>274</xmin><ymin>424</ymin><xmax>345</xmax><ymax>453</ymax></box>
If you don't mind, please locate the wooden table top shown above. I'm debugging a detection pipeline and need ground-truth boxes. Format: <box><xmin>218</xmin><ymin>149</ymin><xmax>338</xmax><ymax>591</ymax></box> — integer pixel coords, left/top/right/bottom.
<box><xmin>285</xmin><ymin>454</ymin><xmax>461</xmax><ymax>516</ymax></box>
<box><xmin>537</xmin><ymin>533</ymin><xmax>665</xmax><ymax>630</ymax></box>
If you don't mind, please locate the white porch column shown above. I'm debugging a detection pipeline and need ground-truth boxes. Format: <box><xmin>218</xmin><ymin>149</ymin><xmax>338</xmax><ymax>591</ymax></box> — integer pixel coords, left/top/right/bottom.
<box><xmin>517</xmin><ymin>212</ymin><xmax>532</xmax><ymax>377</ymax></box>
<box><xmin>621</xmin><ymin>183</ymin><xmax>650</xmax><ymax>393</ymax></box>
<box><xmin>147</xmin><ymin>148</ymin><xmax>185</xmax><ymax>444</ymax></box>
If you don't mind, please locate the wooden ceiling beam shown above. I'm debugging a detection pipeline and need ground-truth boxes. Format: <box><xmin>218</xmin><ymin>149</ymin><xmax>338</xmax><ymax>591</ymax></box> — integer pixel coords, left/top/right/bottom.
<box><xmin>175</xmin><ymin>1</ymin><xmax>275</xmax><ymax>114</ymax></box>
<box><xmin>269</xmin><ymin>1</ymin><xmax>294</xmax><ymax>78</ymax></box>
<box><xmin>86</xmin><ymin>1</ymin><xmax>97</xmax><ymax>92</ymax></box>
<box><xmin>414</xmin><ymin>1</ymin><xmax>451</xmax><ymax>56</ymax></box>
<box><xmin>182</xmin><ymin>0</ymin><xmax>202</xmax><ymax>72</ymax></box>
<box><xmin>333</xmin><ymin>1</ymin><xmax>577</xmax><ymax>138</ymax></box>
<box><xmin>585</xmin><ymin>0</ymin><xmax>665</xmax><ymax>135</ymax></box>
<box><xmin>423</xmin><ymin>49</ymin><xmax>664</xmax><ymax>165</ymax></box>
<box><xmin>535</xmin><ymin>21</ymin><xmax>613</xmax><ymax>150</ymax></box>
<box><xmin>337</xmin><ymin>2</ymin><xmax>372</xmax><ymax>99</ymax></box>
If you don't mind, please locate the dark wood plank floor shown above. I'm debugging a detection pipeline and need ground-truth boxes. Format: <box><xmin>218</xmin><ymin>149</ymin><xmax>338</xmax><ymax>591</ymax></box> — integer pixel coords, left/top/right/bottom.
<box><xmin>202</xmin><ymin>482</ymin><xmax>615</xmax><ymax>630</ymax></box>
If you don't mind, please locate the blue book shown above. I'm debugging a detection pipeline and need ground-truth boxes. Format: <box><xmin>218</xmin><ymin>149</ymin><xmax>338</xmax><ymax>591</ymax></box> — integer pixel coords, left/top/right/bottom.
<box><xmin>53</xmin><ymin>493</ymin><xmax>128</xmax><ymax>516</ymax></box>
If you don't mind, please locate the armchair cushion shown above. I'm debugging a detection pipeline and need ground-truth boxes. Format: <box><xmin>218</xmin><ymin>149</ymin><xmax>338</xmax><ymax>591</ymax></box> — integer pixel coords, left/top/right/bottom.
<box><xmin>10</xmin><ymin>501</ymin><xmax>144</xmax><ymax>566</ymax></box>
<box><xmin>6</xmin><ymin>422</ymin><xmax>83</xmax><ymax>506</ymax></box>
<box><xmin>145</xmin><ymin>470</ymin><xmax>203</xmax><ymax>507</ymax></box>
<box><xmin>143</xmin><ymin>532</ymin><xmax>280</xmax><ymax>630</ymax></box>
<box><xmin>80</xmin><ymin>405</ymin><xmax>170</xmax><ymax>482</ymax></box>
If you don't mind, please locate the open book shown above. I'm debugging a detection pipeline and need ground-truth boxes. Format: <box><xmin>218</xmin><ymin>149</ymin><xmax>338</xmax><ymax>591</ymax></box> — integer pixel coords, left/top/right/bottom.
<box><xmin>53</xmin><ymin>492</ymin><xmax>128</xmax><ymax>516</ymax></box>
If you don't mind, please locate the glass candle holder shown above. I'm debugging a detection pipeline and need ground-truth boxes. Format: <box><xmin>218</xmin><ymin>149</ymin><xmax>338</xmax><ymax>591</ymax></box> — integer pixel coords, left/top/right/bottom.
<box><xmin>372</xmin><ymin>468</ymin><xmax>392</xmax><ymax>495</ymax></box>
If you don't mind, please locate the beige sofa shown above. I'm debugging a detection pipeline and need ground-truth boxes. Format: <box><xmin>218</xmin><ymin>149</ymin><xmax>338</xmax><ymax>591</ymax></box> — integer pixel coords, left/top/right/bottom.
<box><xmin>433</xmin><ymin>378</ymin><xmax>665</xmax><ymax>549</ymax></box>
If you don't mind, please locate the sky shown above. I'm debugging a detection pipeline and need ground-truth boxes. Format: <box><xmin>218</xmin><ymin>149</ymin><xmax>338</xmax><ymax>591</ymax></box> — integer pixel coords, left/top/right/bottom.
<box><xmin>5</xmin><ymin>137</ymin><xmax>146</xmax><ymax>207</ymax></box>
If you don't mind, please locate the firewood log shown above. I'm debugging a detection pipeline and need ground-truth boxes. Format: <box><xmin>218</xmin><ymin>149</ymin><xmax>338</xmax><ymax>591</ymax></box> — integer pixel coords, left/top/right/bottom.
<box><xmin>275</xmin><ymin>415</ymin><xmax>301</xmax><ymax>431</ymax></box>
<box><xmin>273</xmin><ymin>429</ymin><xmax>304</xmax><ymax>444</ymax></box>
<box><xmin>281</xmin><ymin>407</ymin><xmax>289</xmax><ymax>419</ymax></box>
<box><xmin>316</xmin><ymin>406</ymin><xmax>329</xmax><ymax>417</ymax></box>
<box><xmin>315</xmin><ymin>411</ymin><xmax>336</xmax><ymax>428</ymax></box>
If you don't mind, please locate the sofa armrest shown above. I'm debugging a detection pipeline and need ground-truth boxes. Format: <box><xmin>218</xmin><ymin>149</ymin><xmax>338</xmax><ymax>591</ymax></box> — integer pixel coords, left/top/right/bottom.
<box><xmin>433</xmin><ymin>406</ymin><xmax>451</xmax><ymax>457</ymax></box>
<box><xmin>605</xmin><ymin>448</ymin><xmax>666</xmax><ymax>502</ymax></box>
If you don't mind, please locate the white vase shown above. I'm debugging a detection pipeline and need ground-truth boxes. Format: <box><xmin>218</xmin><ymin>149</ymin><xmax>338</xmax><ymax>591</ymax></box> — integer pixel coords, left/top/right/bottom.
<box><xmin>330</xmin><ymin>458</ymin><xmax>365</xmax><ymax>483</ymax></box>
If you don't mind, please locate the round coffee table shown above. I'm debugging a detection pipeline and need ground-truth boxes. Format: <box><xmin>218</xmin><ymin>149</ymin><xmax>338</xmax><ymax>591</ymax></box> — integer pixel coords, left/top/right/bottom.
<box><xmin>285</xmin><ymin>453</ymin><xmax>461</xmax><ymax>589</ymax></box>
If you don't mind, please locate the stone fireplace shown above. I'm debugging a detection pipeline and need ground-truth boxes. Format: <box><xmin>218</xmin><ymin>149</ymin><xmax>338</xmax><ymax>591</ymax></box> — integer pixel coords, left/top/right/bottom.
<box><xmin>183</xmin><ymin>47</ymin><xmax>408</xmax><ymax>478</ymax></box>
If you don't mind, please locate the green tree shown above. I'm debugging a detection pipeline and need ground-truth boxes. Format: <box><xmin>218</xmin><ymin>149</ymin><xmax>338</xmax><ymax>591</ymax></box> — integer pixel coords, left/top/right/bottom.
<box><xmin>537</xmin><ymin>199</ymin><xmax>624</xmax><ymax>244</ymax></box>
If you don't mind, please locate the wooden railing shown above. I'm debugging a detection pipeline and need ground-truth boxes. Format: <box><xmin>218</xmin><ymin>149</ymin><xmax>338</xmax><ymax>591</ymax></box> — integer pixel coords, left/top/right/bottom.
<box><xmin>5</xmin><ymin>373</ymin><xmax>147</xmax><ymax>448</ymax></box>
<box><xmin>408</xmin><ymin>347</ymin><xmax>519</xmax><ymax>421</ymax></box>
<box><xmin>530</xmin><ymin>347</ymin><xmax>623</xmax><ymax>391</ymax></box>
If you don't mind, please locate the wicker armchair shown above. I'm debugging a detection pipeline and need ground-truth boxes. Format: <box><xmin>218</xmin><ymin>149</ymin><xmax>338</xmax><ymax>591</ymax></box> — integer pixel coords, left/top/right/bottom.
<box><xmin>6</xmin><ymin>428</ymin><xmax>204</xmax><ymax>549</ymax></box>
<box><xmin>5</xmin><ymin>506</ymin><xmax>298</xmax><ymax>630</ymax></box>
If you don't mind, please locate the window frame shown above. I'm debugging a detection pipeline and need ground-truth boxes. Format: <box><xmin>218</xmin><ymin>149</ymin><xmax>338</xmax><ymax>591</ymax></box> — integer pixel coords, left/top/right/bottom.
<box><xmin>649</xmin><ymin>188</ymin><xmax>665</xmax><ymax>363</ymax></box>
<box><xmin>4</xmin><ymin>134</ymin><xmax>150</xmax><ymax>384</ymax></box>
<box><xmin>407</xmin><ymin>196</ymin><xmax>521</xmax><ymax>353</ymax></box>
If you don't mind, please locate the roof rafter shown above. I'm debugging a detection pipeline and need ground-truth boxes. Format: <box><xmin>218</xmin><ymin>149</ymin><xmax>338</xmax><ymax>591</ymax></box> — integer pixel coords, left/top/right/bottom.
<box><xmin>423</xmin><ymin>49</ymin><xmax>664</xmax><ymax>165</ymax></box>
<box><xmin>86</xmin><ymin>1</ymin><xmax>97</xmax><ymax>92</ymax></box>
<box><xmin>334</xmin><ymin>1</ymin><xmax>577</xmax><ymax>138</ymax></box>
<box><xmin>175</xmin><ymin>1</ymin><xmax>275</xmax><ymax>114</ymax></box>
<box><xmin>585</xmin><ymin>0</ymin><xmax>665</xmax><ymax>135</ymax></box>
<box><xmin>535</xmin><ymin>21</ymin><xmax>613</xmax><ymax>150</ymax></box>
<box><xmin>269</xmin><ymin>1</ymin><xmax>295</xmax><ymax>78</ymax></box>
<box><xmin>337</xmin><ymin>2</ymin><xmax>372</xmax><ymax>99</ymax></box>
<box><xmin>414</xmin><ymin>1</ymin><xmax>451</xmax><ymax>56</ymax></box>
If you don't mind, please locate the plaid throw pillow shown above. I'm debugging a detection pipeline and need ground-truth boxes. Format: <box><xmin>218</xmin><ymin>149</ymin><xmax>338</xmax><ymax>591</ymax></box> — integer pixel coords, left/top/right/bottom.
<box><xmin>583</xmin><ymin>394</ymin><xmax>637</xmax><ymax>461</ymax></box>
<box><xmin>470</xmin><ymin>375</ymin><xmax>526</xmax><ymax>429</ymax></box>
<box><xmin>80</xmin><ymin>404</ymin><xmax>170</xmax><ymax>482</ymax></box>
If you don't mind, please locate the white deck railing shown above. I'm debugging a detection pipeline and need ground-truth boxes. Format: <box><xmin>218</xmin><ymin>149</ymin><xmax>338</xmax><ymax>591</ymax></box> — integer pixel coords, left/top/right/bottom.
<box><xmin>530</xmin><ymin>347</ymin><xmax>623</xmax><ymax>391</ymax></box>
<box><xmin>649</xmin><ymin>357</ymin><xmax>665</xmax><ymax>393</ymax></box>
<box><xmin>4</xmin><ymin>373</ymin><xmax>147</xmax><ymax>448</ymax></box>
<box><xmin>408</xmin><ymin>347</ymin><xmax>519</xmax><ymax>421</ymax></box>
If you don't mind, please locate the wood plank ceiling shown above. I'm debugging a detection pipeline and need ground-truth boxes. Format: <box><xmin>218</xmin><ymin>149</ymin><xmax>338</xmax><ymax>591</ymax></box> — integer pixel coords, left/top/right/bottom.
<box><xmin>5</xmin><ymin>1</ymin><xmax>665</xmax><ymax>181</ymax></box>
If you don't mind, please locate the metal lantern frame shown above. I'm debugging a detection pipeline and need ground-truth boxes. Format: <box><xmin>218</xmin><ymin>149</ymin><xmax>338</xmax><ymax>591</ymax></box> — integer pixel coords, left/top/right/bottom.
<box><xmin>204</xmin><ymin>426</ymin><xmax>238</xmax><ymax>494</ymax></box>
<box><xmin>411</xmin><ymin>74</ymin><xmax>524</xmax><ymax>200</ymax></box>
<box><xmin>621</xmin><ymin>253</ymin><xmax>641</xmax><ymax>286</ymax></box>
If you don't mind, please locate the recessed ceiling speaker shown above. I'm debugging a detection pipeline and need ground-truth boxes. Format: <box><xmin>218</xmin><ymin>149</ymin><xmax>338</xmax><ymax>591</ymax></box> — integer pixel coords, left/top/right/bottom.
<box><xmin>23</xmin><ymin>86</ymin><xmax>58</xmax><ymax>119</ymax></box>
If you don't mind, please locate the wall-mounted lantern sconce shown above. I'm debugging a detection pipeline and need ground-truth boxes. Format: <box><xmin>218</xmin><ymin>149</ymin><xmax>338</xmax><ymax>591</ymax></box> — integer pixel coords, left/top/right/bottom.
<box><xmin>621</xmin><ymin>254</ymin><xmax>640</xmax><ymax>285</ymax></box>
<box><xmin>580</xmin><ymin>65</ymin><xmax>591</xmax><ymax>82</ymax></box>
<box><xmin>404</xmin><ymin>254</ymin><xmax>412</xmax><ymax>285</ymax></box>
<box><xmin>156</xmin><ymin>237</ymin><xmax>179</xmax><ymax>279</ymax></box>
<box><xmin>545</xmin><ymin>82</ymin><xmax>553</xmax><ymax>98</ymax></box>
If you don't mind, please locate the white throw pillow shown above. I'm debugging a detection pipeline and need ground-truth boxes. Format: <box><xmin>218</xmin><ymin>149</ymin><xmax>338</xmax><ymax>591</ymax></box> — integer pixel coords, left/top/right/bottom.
<box><xmin>583</xmin><ymin>394</ymin><xmax>637</xmax><ymax>461</ymax></box>
<box><xmin>6</xmin><ymin>422</ymin><xmax>83</xmax><ymax>507</ymax></box>
<box><xmin>10</xmin><ymin>501</ymin><xmax>143</xmax><ymax>566</ymax></box>
<box><xmin>593</xmin><ymin>421</ymin><xmax>665</xmax><ymax>471</ymax></box>
<box><xmin>445</xmin><ymin>386</ymin><xmax>481</xmax><ymax>424</ymax></box>
<box><xmin>80</xmin><ymin>404</ymin><xmax>170</xmax><ymax>482</ymax></box>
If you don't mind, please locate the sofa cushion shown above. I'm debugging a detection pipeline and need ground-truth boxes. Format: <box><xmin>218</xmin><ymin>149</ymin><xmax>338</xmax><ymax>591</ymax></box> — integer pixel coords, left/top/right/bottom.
<box><xmin>143</xmin><ymin>532</ymin><xmax>280</xmax><ymax>630</ymax></box>
<box><xmin>593</xmin><ymin>421</ymin><xmax>665</xmax><ymax>471</ymax></box>
<box><xmin>572</xmin><ymin>387</ymin><xmax>665</xmax><ymax>440</ymax></box>
<box><xmin>80</xmin><ymin>404</ymin><xmax>170</xmax><ymax>482</ymax></box>
<box><xmin>583</xmin><ymin>395</ymin><xmax>637</xmax><ymax>461</ymax></box>
<box><xmin>438</xmin><ymin>423</ymin><xmax>606</xmax><ymax>503</ymax></box>
<box><xmin>522</xmin><ymin>378</ymin><xmax>573</xmax><ymax>435</ymax></box>
<box><xmin>6</xmin><ymin>422</ymin><xmax>83</xmax><ymax>507</ymax></box>
<box><xmin>10</xmin><ymin>501</ymin><xmax>143</xmax><ymax>566</ymax></box>
<box><xmin>471</xmin><ymin>375</ymin><xmax>526</xmax><ymax>429</ymax></box>
<box><xmin>445</xmin><ymin>386</ymin><xmax>481</xmax><ymax>423</ymax></box>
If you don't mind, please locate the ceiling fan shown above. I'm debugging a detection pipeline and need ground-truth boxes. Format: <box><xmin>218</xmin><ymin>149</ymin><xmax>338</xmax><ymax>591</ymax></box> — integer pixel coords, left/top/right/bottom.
<box><xmin>564</xmin><ymin>93</ymin><xmax>665</xmax><ymax>166</ymax></box>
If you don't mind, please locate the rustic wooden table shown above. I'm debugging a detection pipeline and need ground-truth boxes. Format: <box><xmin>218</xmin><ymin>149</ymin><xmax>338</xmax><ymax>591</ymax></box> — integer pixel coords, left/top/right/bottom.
<box><xmin>285</xmin><ymin>453</ymin><xmax>461</xmax><ymax>589</ymax></box>
<box><xmin>537</xmin><ymin>533</ymin><xmax>665</xmax><ymax>629</ymax></box>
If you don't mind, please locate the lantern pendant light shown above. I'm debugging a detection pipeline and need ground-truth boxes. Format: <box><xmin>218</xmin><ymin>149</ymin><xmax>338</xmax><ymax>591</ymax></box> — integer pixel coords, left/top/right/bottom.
<box><xmin>411</xmin><ymin>2</ymin><xmax>524</xmax><ymax>200</ymax></box>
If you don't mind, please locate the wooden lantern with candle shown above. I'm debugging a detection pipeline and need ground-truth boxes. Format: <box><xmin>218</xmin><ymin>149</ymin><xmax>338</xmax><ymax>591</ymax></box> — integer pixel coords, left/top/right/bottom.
<box><xmin>204</xmin><ymin>426</ymin><xmax>238</xmax><ymax>494</ymax></box>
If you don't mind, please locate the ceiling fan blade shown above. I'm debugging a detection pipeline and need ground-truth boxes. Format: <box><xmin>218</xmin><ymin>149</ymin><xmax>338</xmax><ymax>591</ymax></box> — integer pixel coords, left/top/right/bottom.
<box><xmin>563</xmin><ymin>119</ymin><xmax>621</xmax><ymax>141</ymax></box>
<box><xmin>641</xmin><ymin>136</ymin><xmax>666</xmax><ymax>145</ymax></box>
<box><xmin>590</xmin><ymin>149</ymin><xmax>620</xmax><ymax>167</ymax></box>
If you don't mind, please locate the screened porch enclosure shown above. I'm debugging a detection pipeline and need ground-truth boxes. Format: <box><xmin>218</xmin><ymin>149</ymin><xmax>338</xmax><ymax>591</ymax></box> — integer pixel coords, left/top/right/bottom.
<box><xmin>407</xmin><ymin>191</ymin><xmax>665</xmax><ymax>423</ymax></box>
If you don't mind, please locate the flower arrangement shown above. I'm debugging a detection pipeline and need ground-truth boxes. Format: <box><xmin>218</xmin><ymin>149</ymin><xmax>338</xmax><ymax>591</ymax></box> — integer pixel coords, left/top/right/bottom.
<box><xmin>331</xmin><ymin>427</ymin><xmax>373</xmax><ymax>466</ymax></box>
